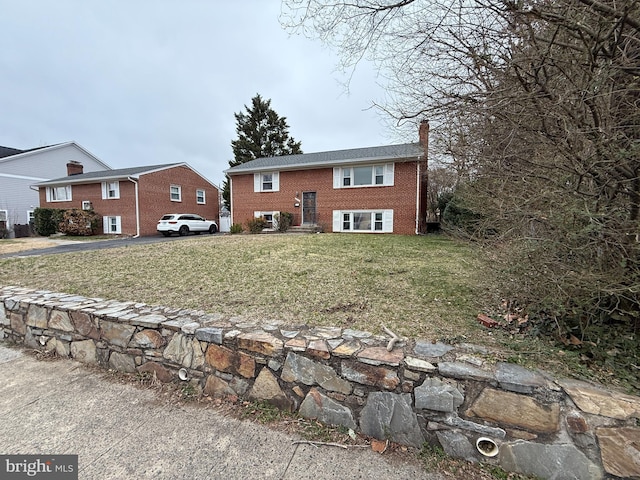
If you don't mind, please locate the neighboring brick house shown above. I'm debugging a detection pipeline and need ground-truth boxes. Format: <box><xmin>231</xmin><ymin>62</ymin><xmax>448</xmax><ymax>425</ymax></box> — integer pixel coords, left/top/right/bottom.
<box><xmin>35</xmin><ymin>163</ymin><xmax>219</xmax><ymax>237</ymax></box>
<box><xmin>225</xmin><ymin>121</ymin><xmax>429</xmax><ymax>235</ymax></box>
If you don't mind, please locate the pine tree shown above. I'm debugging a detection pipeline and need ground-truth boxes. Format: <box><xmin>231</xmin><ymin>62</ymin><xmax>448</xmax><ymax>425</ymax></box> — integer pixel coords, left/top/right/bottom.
<box><xmin>223</xmin><ymin>94</ymin><xmax>302</xmax><ymax>209</ymax></box>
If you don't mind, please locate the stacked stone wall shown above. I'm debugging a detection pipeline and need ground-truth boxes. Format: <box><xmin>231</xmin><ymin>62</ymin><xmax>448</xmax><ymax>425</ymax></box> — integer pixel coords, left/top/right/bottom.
<box><xmin>1</xmin><ymin>285</ymin><xmax>638</xmax><ymax>480</ymax></box>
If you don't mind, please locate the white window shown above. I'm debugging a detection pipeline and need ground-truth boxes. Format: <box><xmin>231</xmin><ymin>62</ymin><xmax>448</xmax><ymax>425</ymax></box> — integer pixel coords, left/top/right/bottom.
<box><xmin>27</xmin><ymin>210</ymin><xmax>34</xmax><ymax>224</ymax></box>
<box><xmin>103</xmin><ymin>216</ymin><xmax>122</xmax><ymax>234</ymax></box>
<box><xmin>196</xmin><ymin>189</ymin><xmax>206</xmax><ymax>204</ymax></box>
<box><xmin>82</xmin><ymin>201</ymin><xmax>92</xmax><ymax>211</ymax></box>
<box><xmin>101</xmin><ymin>181</ymin><xmax>120</xmax><ymax>199</ymax></box>
<box><xmin>332</xmin><ymin>210</ymin><xmax>393</xmax><ymax>233</ymax></box>
<box><xmin>46</xmin><ymin>185</ymin><xmax>72</xmax><ymax>202</ymax></box>
<box><xmin>253</xmin><ymin>172</ymin><xmax>280</xmax><ymax>192</ymax></box>
<box><xmin>333</xmin><ymin>164</ymin><xmax>394</xmax><ymax>189</ymax></box>
<box><xmin>170</xmin><ymin>185</ymin><xmax>182</xmax><ymax>202</ymax></box>
<box><xmin>254</xmin><ymin>211</ymin><xmax>278</xmax><ymax>229</ymax></box>
<box><xmin>0</xmin><ymin>210</ymin><xmax>7</xmax><ymax>223</ymax></box>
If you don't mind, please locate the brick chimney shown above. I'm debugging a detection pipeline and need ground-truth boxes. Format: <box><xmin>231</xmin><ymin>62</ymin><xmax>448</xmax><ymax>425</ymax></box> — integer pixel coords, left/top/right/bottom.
<box><xmin>67</xmin><ymin>161</ymin><xmax>83</xmax><ymax>176</ymax></box>
<box><xmin>419</xmin><ymin>119</ymin><xmax>429</xmax><ymax>149</ymax></box>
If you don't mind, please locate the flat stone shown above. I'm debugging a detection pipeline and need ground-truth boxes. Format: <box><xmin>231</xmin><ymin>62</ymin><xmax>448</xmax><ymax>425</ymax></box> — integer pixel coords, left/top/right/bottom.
<box><xmin>299</xmin><ymin>388</ymin><xmax>356</xmax><ymax>430</ymax></box>
<box><xmin>99</xmin><ymin>320</ymin><xmax>136</xmax><ymax>348</ymax></box>
<box><xmin>191</xmin><ymin>337</ymin><xmax>205</xmax><ymax>369</ymax></box>
<box><xmin>415</xmin><ymin>377</ymin><xmax>464</xmax><ymax>412</ymax></box>
<box><xmin>205</xmin><ymin>344</ymin><xmax>255</xmax><ymax>378</ymax></box>
<box><xmin>327</xmin><ymin>339</ymin><xmax>343</xmax><ymax>350</ymax></box>
<box><xmin>595</xmin><ymin>427</ymin><xmax>640</xmax><ymax>478</ymax></box>
<box><xmin>131</xmin><ymin>329</ymin><xmax>166</xmax><ymax>349</ymax></box>
<box><xmin>457</xmin><ymin>354</ymin><xmax>483</xmax><ymax>367</ymax></box>
<box><xmin>204</xmin><ymin>375</ymin><xmax>235</xmax><ymax>397</ymax></box>
<box><xmin>280</xmin><ymin>352</ymin><xmax>352</xmax><ymax>394</ymax></box>
<box><xmin>127</xmin><ymin>313</ymin><xmax>166</xmax><ymax>327</ymax></box>
<box><xmin>499</xmin><ymin>440</ymin><xmax>603</xmax><ymax>480</ymax></box>
<box><xmin>284</xmin><ymin>338</ymin><xmax>307</xmax><ymax>351</ymax></box>
<box><xmin>70</xmin><ymin>340</ymin><xmax>97</xmax><ymax>364</ymax></box>
<box><xmin>280</xmin><ymin>330</ymin><xmax>299</xmax><ymax>338</ymax></box>
<box><xmin>307</xmin><ymin>339</ymin><xmax>330</xmax><ymax>359</ymax></box>
<box><xmin>438</xmin><ymin>362</ymin><xmax>495</xmax><ymax>382</ymax></box>
<box><xmin>357</xmin><ymin>347</ymin><xmax>404</xmax><ymax>366</ymax></box>
<box><xmin>359</xmin><ymin>392</ymin><xmax>424</xmax><ymax>449</ymax></box>
<box><xmin>341</xmin><ymin>360</ymin><xmax>399</xmax><ymax>390</ymax></box>
<box><xmin>26</xmin><ymin>305</ymin><xmax>48</xmax><ymax>328</ymax></box>
<box><xmin>331</xmin><ymin>340</ymin><xmax>361</xmax><ymax>357</ymax></box>
<box><xmin>434</xmin><ymin>413</ymin><xmax>506</xmax><ymax>438</ymax></box>
<box><xmin>0</xmin><ymin>306</ymin><xmax>8</xmax><ymax>326</ymax></box>
<box><xmin>10</xmin><ymin>313</ymin><xmax>26</xmax><ymax>335</ymax></box>
<box><xmin>342</xmin><ymin>328</ymin><xmax>372</xmax><ymax>339</ymax></box>
<box><xmin>109</xmin><ymin>351</ymin><xmax>136</xmax><ymax>373</ymax></box>
<box><xmin>181</xmin><ymin>322</ymin><xmax>201</xmax><ymax>335</ymax></box>
<box><xmin>237</xmin><ymin>331</ymin><xmax>283</xmax><ymax>356</ymax></box>
<box><xmin>405</xmin><ymin>356</ymin><xmax>437</xmax><ymax>373</ymax></box>
<box><xmin>414</xmin><ymin>340</ymin><xmax>453</xmax><ymax>357</ymax></box>
<box><xmin>248</xmin><ymin>367</ymin><xmax>293</xmax><ymax>411</ymax></box>
<box><xmin>436</xmin><ymin>431</ymin><xmax>478</xmax><ymax>463</ymax></box>
<box><xmin>559</xmin><ymin>378</ymin><xmax>640</xmax><ymax>420</ymax></box>
<box><xmin>495</xmin><ymin>362</ymin><xmax>548</xmax><ymax>394</ymax></box>
<box><xmin>48</xmin><ymin>310</ymin><xmax>74</xmax><ymax>332</ymax></box>
<box><xmin>310</xmin><ymin>326</ymin><xmax>342</xmax><ymax>339</ymax></box>
<box><xmin>70</xmin><ymin>311</ymin><xmax>99</xmax><ymax>339</ymax></box>
<box><xmin>46</xmin><ymin>337</ymin><xmax>70</xmax><ymax>357</ymax></box>
<box><xmin>137</xmin><ymin>361</ymin><xmax>172</xmax><ymax>383</ymax></box>
<box><xmin>467</xmin><ymin>388</ymin><xmax>560</xmax><ymax>433</ymax></box>
<box><xmin>195</xmin><ymin>327</ymin><xmax>223</xmax><ymax>344</ymax></box>
<box><xmin>163</xmin><ymin>333</ymin><xmax>195</xmax><ymax>368</ymax></box>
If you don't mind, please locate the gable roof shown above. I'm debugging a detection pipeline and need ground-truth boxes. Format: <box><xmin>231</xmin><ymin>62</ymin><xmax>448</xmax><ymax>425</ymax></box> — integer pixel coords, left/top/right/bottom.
<box><xmin>225</xmin><ymin>143</ymin><xmax>424</xmax><ymax>175</ymax></box>
<box><xmin>34</xmin><ymin>163</ymin><xmax>186</xmax><ymax>186</ymax></box>
<box><xmin>0</xmin><ymin>141</ymin><xmax>111</xmax><ymax>170</ymax></box>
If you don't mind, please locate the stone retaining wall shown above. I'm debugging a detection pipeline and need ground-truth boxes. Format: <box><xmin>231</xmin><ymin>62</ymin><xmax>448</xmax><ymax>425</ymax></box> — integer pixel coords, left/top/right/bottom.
<box><xmin>1</xmin><ymin>285</ymin><xmax>638</xmax><ymax>480</ymax></box>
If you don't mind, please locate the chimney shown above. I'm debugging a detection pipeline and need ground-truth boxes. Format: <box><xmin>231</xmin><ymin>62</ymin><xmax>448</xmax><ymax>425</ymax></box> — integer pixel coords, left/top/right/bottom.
<box><xmin>419</xmin><ymin>119</ymin><xmax>429</xmax><ymax>149</ymax></box>
<box><xmin>67</xmin><ymin>161</ymin><xmax>83</xmax><ymax>176</ymax></box>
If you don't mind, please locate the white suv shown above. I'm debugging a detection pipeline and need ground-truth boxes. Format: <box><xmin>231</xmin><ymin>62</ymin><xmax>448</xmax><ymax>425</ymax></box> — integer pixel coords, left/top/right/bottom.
<box><xmin>157</xmin><ymin>214</ymin><xmax>218</xmax><ymax>237</ymax></box>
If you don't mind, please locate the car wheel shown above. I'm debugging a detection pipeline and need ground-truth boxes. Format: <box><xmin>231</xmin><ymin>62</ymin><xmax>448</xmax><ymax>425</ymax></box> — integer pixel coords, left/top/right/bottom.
<box><xmin>161</xmin><ymin>232</ymin><xmax>171</xmax><ymax>237</ymax></box>
<box><xmin>178</xmin><ymin>225</ymin><xmax>189</xmax><ymax>236</ymax></box>
<box><xmin>209</xmin><ymin>224</ymin><xmax>218</xmax><ymax>234</ymax></box>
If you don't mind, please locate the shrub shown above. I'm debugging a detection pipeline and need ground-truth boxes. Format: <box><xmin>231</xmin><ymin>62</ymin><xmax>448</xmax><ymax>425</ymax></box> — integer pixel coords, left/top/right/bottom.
<box><xmin>274</xmin><ymin>212</ymin><xmax>294</xmax><ymax>232</ymax></box>
<box><xmin>230</xmin><ymin>223</ymin><xmax>244</xmax><ymax>234</ymax></box>
<box><xmin>58</xmin><ymin>209</ymin><xmax>100</xmax><ymax>236</ymax></box>
<box><xmin>247</xmin><ymin>217</ymin><xmax>268</xmax><ymax>234</ymax></box>
<box><xmin>33</xmin><ymin>208</ymin><xmax>64</xmax><ymax>236</ymax></box>
<box><xmin>0</xmin><ymin>227</ymin><xmax>9</xmax><ymax>239</ymax></box>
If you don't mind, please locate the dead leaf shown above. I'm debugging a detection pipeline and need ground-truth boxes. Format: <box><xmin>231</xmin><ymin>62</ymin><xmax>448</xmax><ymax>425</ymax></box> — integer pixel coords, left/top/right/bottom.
<box><xmin>371</xmin><ymin>439</ymin><xmax>387</xmax><ymax>453</ymax></box>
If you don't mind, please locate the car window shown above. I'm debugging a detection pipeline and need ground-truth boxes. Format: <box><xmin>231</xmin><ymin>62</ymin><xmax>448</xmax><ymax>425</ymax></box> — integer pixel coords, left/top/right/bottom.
<box><xmin>194</xmin><ymin>215</ymin><xmax>204</xmax><ymax>221</ymax></box>
<box><xmin>161</xmin><ymin>215</ymin><xmax>174</xmax><ymax>220</ymax></box>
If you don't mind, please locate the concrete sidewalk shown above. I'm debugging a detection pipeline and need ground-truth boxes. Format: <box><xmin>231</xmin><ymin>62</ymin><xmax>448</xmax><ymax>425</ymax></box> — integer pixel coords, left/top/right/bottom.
<box><xmin>0</xmin><ymin>345</ymin><xmax>439</xmax><ymax>480</ymax></box>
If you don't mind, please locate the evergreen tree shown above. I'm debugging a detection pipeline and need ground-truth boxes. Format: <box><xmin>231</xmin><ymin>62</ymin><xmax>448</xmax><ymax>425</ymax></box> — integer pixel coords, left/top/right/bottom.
<box><xmin>223</xmin><ymin>94</ymin><xmax>302</xmax><ymax>209</ymax></box>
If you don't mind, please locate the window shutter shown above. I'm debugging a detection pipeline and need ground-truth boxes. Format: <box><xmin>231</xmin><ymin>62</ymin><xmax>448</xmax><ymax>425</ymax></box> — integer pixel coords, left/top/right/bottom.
<box><xmin>115</xmin><ymin>216</ymin><xmax>122</xmax><ymax>234</ymax></box>
<box><xmin>45</xmin><ymin>188</ymin><xmax>51</xmax><ymax>202</ymax></box>
<box><xmin>333</xmin><ymin>168</ymin><xmax>341</xmax><ymax>189</ymax></box>
<box><xmin>272</xmin><ymin>172</ymin><xmax>279</xmax><ymax>192</ymax></box>
<box><xmin>332</xmin><ymin>211</ymin><xmax>341</xmax><ymax>232</ymax></box>
<box><xmin>382</xmin><ymin>210</ymin><xmax>394</xmax><ymax>233</ymax></box>
<box><xmin>102</xmin><ymin>216</ymin><xmax>109</xmax><ymax>234</ymax></box>
<box><xmin>254</xmin><ymin>211</ymin><xmax>260</xmax><ymax>218</ymax></box>
<box><xmin>254</xmin><ymin>173</ymin><xmax>261</xmax><ymax>192</ymax></box>
<box><xmin>101</xmin><ymin>182</ymin><xmax>107</xmax><ymax>199</ymax></box>
<box><xmin>384</xmin><ymin>163</ymin><xmax>394</xmax><ymax>186</ymax></box>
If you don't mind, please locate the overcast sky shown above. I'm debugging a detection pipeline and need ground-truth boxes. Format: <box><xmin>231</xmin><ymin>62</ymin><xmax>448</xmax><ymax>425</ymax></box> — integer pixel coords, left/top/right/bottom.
<box><xmin>0</xmin><ymin>1</ymin><xmax>417</xmax><ymax>187</ymax></box>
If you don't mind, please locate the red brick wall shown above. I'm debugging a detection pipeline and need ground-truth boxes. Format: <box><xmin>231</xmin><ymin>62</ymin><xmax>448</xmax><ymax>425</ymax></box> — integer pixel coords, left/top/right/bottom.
<box><xmin>39</xmin><ymin>166</ymin><xmax>219</xmax><ymax>237</ymax></box>
<box><xmin>230</xmin><ymin>161</ymin><xmax>420</xmax><ymax>235</ymax></box>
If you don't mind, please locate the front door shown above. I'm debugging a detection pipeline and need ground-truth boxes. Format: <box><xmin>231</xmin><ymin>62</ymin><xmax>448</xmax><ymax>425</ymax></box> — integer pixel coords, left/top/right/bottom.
<box><xmin>302</xmin><ymin>192</ymin><xmax>317</xmax><ymax>224</ymax></box>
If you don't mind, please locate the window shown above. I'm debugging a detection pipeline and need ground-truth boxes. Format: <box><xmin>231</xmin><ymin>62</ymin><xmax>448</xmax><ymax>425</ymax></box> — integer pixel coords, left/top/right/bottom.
<box><xmin>82</xmin><ymin>201</ymin><xmax>92</xmax><ymax>211</ymax></box>
<box><xmin>170</xmin><ymin>185</ymin><xmax>182</xmax><ymax>202</ymax></box>
<box><xmin>253</xmin><ymin>172</ymin><xmax>280</xmax><ymax>192</ymax></box>
<box><xmin>333</xmin><ymin>210</ymin><xmax>393</xmax><ymax>233</ymax></box>
<box><xmin>101</xmin><ymin>181</ymin><xmax>120</xmax><ymax>199</ymax></box>
<box><xmin>46</xmin><ymin>186</ymin><xmax>72</xmax><ymax>202</ymax></box>
<box><xmin>27</xmin><ymin>210</ymin><xmax>34</xmax><ymax>224</ymax></box>
<box><xmin>333</xmin><ymin>164</ymin><xmax>394</xmax><ymax>189</ymax></box>
<box><xmin>196</xmin><ymin>189</ymin><xmax>206</xmax><ymax>204</ymax></box>
<box><xmin>254</xmin><ymin>211</ymin><xmax>278</xmax><ymax>229</ymax></box>
<box><xmin>103</xmin><ymin>216</ymin><xmax>122</xmax><ymax>234</ymax></box>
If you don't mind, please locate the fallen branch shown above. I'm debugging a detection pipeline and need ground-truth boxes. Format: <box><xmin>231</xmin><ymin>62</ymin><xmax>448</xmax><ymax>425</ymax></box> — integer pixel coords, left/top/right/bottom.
<box><xmin>383</xmin><ymin>325</ymin><xmax>403</xmax><ymax>351</ymax></box>
<box><xmin>292</xmin><ymin>440</ymin><xmax>369</xmax><ymax>449</ymax></box>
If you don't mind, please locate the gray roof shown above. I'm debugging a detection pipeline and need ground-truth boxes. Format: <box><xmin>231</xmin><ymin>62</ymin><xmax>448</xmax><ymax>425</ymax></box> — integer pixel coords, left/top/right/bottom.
<box><xmin>0</xmin><ymin>146</ymin><xmax>23</xmax><ymax>158</ymax></box>
<box><xmin>35</xmin><ymin>163</ymin><xmax>184</xmax><ymax>186</ymax></box>
<box><xmin>225</xmin><ymin>143</ymin><xmax>424</xmax><ymax>174</ymax></box>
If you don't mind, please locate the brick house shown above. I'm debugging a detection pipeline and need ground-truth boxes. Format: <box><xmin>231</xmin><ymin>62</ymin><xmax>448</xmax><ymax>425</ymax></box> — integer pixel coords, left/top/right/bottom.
<box><xmin>225</xmin><ymin>121</ymin><xmax>429</xmax><ymax>235</ymax></box>
<box><xmin>35</xmin><ymin>163</ymin><xmax>219</xmax><ymax>237</ymax></box>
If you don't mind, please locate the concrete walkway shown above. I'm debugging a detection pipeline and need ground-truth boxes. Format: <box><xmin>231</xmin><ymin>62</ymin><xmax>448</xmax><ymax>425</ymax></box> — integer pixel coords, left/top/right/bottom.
<box><xmin>0</xmin><ymin>345</ymin><xmax>440</xmax><ymax>480</ymax></box>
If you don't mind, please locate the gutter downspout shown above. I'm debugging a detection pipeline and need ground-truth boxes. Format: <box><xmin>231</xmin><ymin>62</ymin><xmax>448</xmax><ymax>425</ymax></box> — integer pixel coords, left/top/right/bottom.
<box><xmin>415</xmin><ymin>159</ymin><xmax>420</xmax><ymax>235</ymax></box>
<box><xmin>128</xmin><ymin>177</ymin><xmax>140</xmax><ymax>238</ymax></box>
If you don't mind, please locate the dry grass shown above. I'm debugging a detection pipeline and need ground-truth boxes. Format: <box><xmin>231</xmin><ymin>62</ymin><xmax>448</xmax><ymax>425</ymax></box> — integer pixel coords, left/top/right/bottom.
<box><xmin>0</xmin><ymin>238</ymin><xmax>59</xmax><ymax>255</ymax></box>
<box><xmin>0</xmin><ymin>234</ymin><xmax>488</xmax><ymax>340</ymax></box>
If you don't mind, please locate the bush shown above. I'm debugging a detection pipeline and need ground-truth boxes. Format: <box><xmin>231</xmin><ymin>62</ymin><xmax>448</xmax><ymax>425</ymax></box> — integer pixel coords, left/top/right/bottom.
<box><xmin>274</xmin><ymin>212</ymin><xmax>294</xmax><ymax>232</ymax></box>
<box><xmin>247</xmin><ymin>217</ymin><xmax>268</xmax><ymax>234</ymax></box>
<box><xmin>58</xmin><ymin>209</ymin><xmax>100</xmax><ymax>236</ymax></box>
<box><xmin>0</xmin><ymin>227</ymin><xmax>9</xmax><ymax>239</ymax></box>
<box><xmin>230</xmin><ymin>223</ymin><xmax>244</xmax><ymax>234</ymax></box>
<box><xmin>33</xmin><ymin>208</ymin><xmax>64</xmax><ymax>236</ymax></box>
